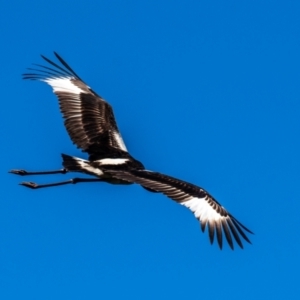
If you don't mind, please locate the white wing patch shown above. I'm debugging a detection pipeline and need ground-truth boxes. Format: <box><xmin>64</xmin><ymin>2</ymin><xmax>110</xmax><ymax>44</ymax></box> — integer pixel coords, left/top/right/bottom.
<box><xmin>96</xmin><ymin>158</ymin><xmax>129</xmax><ymax>165</ymax></box>
<box><xmin>113</xmin><ymin>131</ymin><xmax>127</xmax><ymax>151</ymax></box>
<box><xmin>77</xmin><ymin>159</ymin><xmax>104</xmax><ymax>176</ymax></box>
<box><xmin>43</xmin><ymin>77</ymin><xmax>88</xmax><ymax>94</ymax></box>
<box><xmin>181</xmin><ymin>197</ymin><xmax>223</xmax><ymax>222</ymax></box>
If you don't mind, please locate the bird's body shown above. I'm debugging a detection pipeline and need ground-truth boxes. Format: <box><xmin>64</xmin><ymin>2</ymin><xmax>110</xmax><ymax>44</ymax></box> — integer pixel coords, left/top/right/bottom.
<box><xmin>10</xmin><ymin>53</ymin><xmax>253</xmax><ymax>249</ymax></box>
<box><xmin>61</xmin><ymin>151</ymin><xmax>144</xmax><ymax>185</ymax></box>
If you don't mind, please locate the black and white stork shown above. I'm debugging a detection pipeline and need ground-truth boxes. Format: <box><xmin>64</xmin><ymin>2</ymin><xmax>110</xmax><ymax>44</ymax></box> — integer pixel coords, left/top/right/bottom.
<box><xmin>10</xmin><ymin>53</ymin><xmax>253</xmax><ymax>249</ymax></box>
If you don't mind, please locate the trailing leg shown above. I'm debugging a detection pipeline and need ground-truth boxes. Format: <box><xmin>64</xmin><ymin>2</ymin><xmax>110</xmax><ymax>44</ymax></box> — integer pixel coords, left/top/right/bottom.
<box><xmin>9</xmin><ymin>168</ymin><xmax>68</xmax><ymax>176</ymax></box>
<box><xmin>20</xmin><ymin>177</ymin><xmax>104</xmax><ymax>189</ymax></box>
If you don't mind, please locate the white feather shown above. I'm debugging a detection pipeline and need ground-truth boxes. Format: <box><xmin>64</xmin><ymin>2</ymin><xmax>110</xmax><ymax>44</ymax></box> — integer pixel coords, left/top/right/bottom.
<box><xmin>77</xmin><ymin>159</ymin><xmax>104</xmax><ymax>176</ymax></box>
<box><xmin>113</xmin><ymin>132</ymin><xmax>127</xmax><ymax>151</ymax></box>
<box><xmin>43</xmin><ymin>77</ymin><xmax>88</xmax><ymax>94</ymax></box>
<box><xmin>96</xmin><ymin>158</ymin><xmax>129</xmax><ymax>165</ymax></box>
<box><xmin>181</xmin><ymin>197</ymin><xmax>223</xmax><ymax>222</ymax></box>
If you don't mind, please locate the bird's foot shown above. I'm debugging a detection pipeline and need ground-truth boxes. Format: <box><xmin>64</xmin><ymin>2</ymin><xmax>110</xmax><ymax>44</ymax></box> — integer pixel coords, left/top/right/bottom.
<box><xmin>20</xmin><ymin>181</ymin><xmax>38</xmax><ymax>189</ymax></box>
<box><xmin>9</xmin><ymin>169</ymin><xmax>28</xmax><ymax>176</ymax></box>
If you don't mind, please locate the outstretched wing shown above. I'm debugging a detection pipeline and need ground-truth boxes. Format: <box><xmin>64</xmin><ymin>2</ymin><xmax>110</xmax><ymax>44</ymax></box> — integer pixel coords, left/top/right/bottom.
<box><xmin>108</xmin><ymin>169</ymin><xmax>253</xmax><ymax>249</ymax></box>
<box><xmin>23</xmin><ymin>52</ymin><xmax>127</xmax><ymax>154</ymax></box>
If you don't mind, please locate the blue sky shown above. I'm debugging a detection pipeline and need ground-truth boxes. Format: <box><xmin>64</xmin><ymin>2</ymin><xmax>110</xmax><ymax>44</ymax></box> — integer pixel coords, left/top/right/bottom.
<box><xmin>1</xmin><ymin>0</ymin><xmax>300</xmax><ymax>299</ymax></box>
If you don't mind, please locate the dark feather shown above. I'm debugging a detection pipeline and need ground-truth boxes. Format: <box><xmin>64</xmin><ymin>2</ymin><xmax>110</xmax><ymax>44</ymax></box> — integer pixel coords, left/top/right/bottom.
<box><xmin>222</xmin><ymin>219</ymin><xmax>233</xmax><ymax>250</ymax></box>
<box><xmin>23</xmin><ymin>53</ymin><xmax>128</xmax><ymax>154</ymax></box>
<box><xmin>106</xmin><ymin>169</ymin><xmax>253</xmax><ymax>249</ymax></box>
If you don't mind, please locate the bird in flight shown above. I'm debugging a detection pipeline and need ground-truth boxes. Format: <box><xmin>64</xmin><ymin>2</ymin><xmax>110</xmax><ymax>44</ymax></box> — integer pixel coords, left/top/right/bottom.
<box><xmin>10</xmin><ymin>53</ymin><xmax>253</xmax><ymax>249</ymax></box>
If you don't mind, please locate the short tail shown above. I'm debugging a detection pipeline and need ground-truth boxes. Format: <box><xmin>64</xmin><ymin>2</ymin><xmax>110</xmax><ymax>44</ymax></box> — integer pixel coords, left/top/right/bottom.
<box><xmin>61</xmin><ymin>153</ymin><xmax>88</xmax><ymax>172</ymax></box>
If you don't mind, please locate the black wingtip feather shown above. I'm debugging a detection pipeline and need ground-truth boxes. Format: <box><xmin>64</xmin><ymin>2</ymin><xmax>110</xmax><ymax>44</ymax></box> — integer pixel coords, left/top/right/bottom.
<box><xmin>41</xmin><ymin>54</ymin><xmax>74</xmax><ymax>77</ymax></box>
<box><xmin>222</xmin><ymin>219</ymin><xmax>234</xmax><ymax>250</ymax></box>
<box><xmin>208</xmin><ymin>221</ymin><xmax>215</xmax><ymax>245</ymax></box>
<box><xmin>22</xmin><ymin>75</ymin><xmax>44</xmax><ymax>80</ymax></box>
<box><xmin>216</xmin><ymin>221</ymin><xmax>223</xmax><ymax>249</ymax></box>
<box><xmin>200</xmin><ymin>220</ymin><xmax>206</xmax><ymax>232</ymax></box>
<box><xmin>53</xmin><ymin>52</ymin><xmax>83</xmax><ymax>81</ymax></box>
<box><xmin>26</xmin><ymin>68</ymin><xmax>59</xmax><ymax>78</ymax></box>
<box><xmin>227</xmin><ymin>218</ymin><xmax>243</xmax><ymax>249</ymax></box>
<box><xmin>231</xmin><ymin>216</ymin><xmax>254</xmax><ymax>234</ymax></box>
<box><xmin>31</xmin><ymin>63</ymin><xmax>68</xmax><ymax>77</ymax></box>
<box><xmin>231</xmin><ymin>218</ymin><xmax>252</xmax><ymax>244</ymax></box>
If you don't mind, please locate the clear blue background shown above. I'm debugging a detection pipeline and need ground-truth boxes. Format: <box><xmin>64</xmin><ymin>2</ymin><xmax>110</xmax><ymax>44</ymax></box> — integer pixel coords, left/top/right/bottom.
<box><xmin>1</xmin><ymin>1</ymin><xmax>300</xmax><ymax>299</ymax></box>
